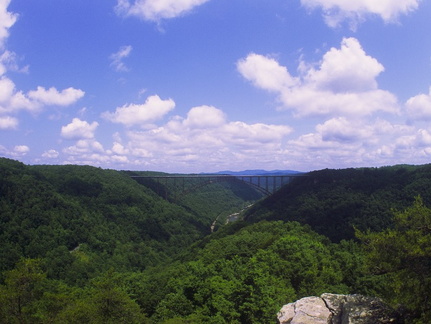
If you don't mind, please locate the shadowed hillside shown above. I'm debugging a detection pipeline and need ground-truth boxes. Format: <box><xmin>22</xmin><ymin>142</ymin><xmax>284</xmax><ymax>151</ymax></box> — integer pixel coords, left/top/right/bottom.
<box><xmin>125</xmin><ymin>171</ymin><xmax>265</xmax><ymax>231</ymax></box>
<box><xmin>245</xmin><ymin>165</ymin><xmax>431</xmax><ymax>241</ymax></box>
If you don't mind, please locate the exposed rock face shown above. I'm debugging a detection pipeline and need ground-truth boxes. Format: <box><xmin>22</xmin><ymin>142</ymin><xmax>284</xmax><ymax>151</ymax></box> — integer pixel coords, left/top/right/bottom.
<box><xmin>277</xmin><ymin>293</ymin><xmax>403</xmax><ymax>324</ymax></box>
<box><xmin>278</xmin><ymin>296</ymin><xmax>331</xmax><ymax>324</ymax></box>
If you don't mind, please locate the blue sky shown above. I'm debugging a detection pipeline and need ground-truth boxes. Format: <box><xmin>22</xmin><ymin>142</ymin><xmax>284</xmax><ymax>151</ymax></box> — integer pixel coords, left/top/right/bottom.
<box><xmin>1</xmin><ymin>0</ymin><xmax>431</xmax><ymax>172</ymax></box>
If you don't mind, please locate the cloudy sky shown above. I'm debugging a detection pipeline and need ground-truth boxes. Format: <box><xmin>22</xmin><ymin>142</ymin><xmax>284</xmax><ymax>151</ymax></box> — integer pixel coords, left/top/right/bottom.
<box><xmin>1</xmin><ymin>0</ymin><xmax>430</xmax><ymax>172</ymax></box>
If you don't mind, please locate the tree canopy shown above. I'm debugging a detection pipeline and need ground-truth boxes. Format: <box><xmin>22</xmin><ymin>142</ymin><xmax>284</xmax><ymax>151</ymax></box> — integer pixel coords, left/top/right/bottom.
<box><xmin>357</xmin><ymin>196</ymin><xmax>431</xmax><ymax>322</ymax></box>
<box><xmin>1</xmin><ymin>157</ymin><xmax>431</xmax><ymax>322</ymax></box>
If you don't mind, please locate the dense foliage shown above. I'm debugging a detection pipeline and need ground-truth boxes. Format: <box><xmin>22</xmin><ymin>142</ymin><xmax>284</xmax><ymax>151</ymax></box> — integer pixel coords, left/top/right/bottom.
<box><xmin>246</xmin><ymin>165</ymin><xmax>431</xmax><ymax>242</ymax></box>
<box><xmin>357</xmin><ymin>196</ymin><xmax>431</xmax><ymax>322</ymax></box>
<box><xmin>1</xmin><ymin>158</ymin><xmax>430</xmax><ymax>323</ymax></box>
<box><xmin>0</xmin><ymin>159</ymin><xmax>212</xmax><ymax>279</ymax></box>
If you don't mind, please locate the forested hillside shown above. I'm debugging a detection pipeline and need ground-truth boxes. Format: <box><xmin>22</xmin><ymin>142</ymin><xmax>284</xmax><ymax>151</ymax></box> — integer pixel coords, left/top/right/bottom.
<box><xmin>124</xmin><ymin>171</ymin><xmax>264</xmax><ymax>230</ymax></box>
<box><xmin>246</xmin><ymin>165</ymin><xmax>431</xmax><ymax>242</ymax></box>
<box><xmin>1</xmin><ymin>158</ymin><xmax>430</xmax><ymax>323</ymax></box>
<box><xmin>0</xmin><ymin>159</ymin><xmax>207</xmax><ymax>277</ymax></box>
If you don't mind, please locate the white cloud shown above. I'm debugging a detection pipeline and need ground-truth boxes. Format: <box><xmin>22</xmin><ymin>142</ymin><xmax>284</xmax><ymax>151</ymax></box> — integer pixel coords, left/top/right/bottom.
<box><xmin>61</xmin><ymin>118</ymin><xmax>99</xmax><ymax>140</ymax></box>
<box><xmin>5</xmin><ymin>145</ymin><xmax>30</xmax><ymax>157</ymax></box>
<box><xmin>237</xmin><ymin>53</ymin><xmax>298</xmax><ymax>92</ymax></box>
<box><xmin>416</xmin><ymin>129</ymin><xmax>431</xmax><ymax>146</ymax></box>
<box><xmin>223</xmin><ymin>122</ymin><xmax>291</xmax><ymax>146</ymax></box>
<box><xmin>115</xmin><ymin>0</ymin><xmax>210</xmax><ymax>22</ymax></box>
<box><xmin>0</xmin><ymin>76</ymin><xmax>38</xmax><ymax>115</ymax></box>
<box><xmin>102</xmin><ymin>95</ymin><xmax>175</xmax><ymax>127</ymax></box>
<box><xmin>0</xmin><ymin>115</ymin><xmax>17</xmax><ymax>129</ymax></box>
<box><xmin>63</xmin><ymin>139</ymin><xmax>105</xmax><ymax>156</ymax></box>
<box><xmin>60</xmin><ymin>102</ymin><xmax>294</xmax><ymax>171</ymax></box>
<box><xmin>238</xmin><ymin>37</ymin><xmax>399</xmax><ymax>118</ymax></box>
<box><xmin>111</xmin><ymin>142</ymin><xmax>130</xmax><ymax>155</ymax></box>
<box><xmin>284</xmin><ymin>88</ymin><xmax>397</xmax><ymax>117</ymax></box>
<box><xmin>1</xmin><ymin>50</ymin><xmax>17</xmax><ymax>76</ymax></box>
<box><xmin>283</xmin><ymin>117</ymin><xmax>430</xmax><ymax>170</ymax></box>
<box><xmin>42</xmin><ymin>149</ymin><xmax>59</xmax><ymax>159</ymax></box>
<box><xmin>301</xmin><ymin>0</ymin><xmax>421</xmax><ymax>29</ymax></box>
<box><xmin>184</xmin><ymin>105</ymin><xmax>226</xmax><ymax>128</ymax></box>
<box><xmin>61</xmin><ymin>103</ymin><xmax>294</xmax><ymax>171</ymax></box>
<box><xmin>306</xmin><ymin>38</ymin><xmax>384</xmax><ymax>92</ymax></box>
<box><xmin>316</xmin><ymin>117</ymin><xmax>372</xmax><ymax>142</ymax></box>
<box><xmin>0</xmin><ymin>50</ymin><xmax>28</xmax><ymax>76</ymax></box>
<box><xmin>61</xmin><ymin>138</ymin><xmax>138</xmax><ymax>168</ymax></box>
<box><xmin>406</xmin><ymin>87</ymin><xmax>431</xmax><ymax>120</ymax></box>
<box><xmin>113</xmin><ymin>104</ymin><xmax>293</xmax><ymax>171</ymax></box>
<box><xmin>0</xmin><ymin>75</ymin><xmax>14</xmax><ymax>103</ymax></box>
<box><xmin>0</xmin><ymin>0</ymin><xmax>18</xmax><ymax>49</ymax></box>
<box><xmin>0</xmin><ymin>77</ymin><xmax>85</xmax><ymax>115</ymax></box>
<box><xmin>27</xmin><ymin>86</ymin><xmax>85</xmax><ymax>106</ymax></box>
<box><xmin>57</xmin><ymin>95</ymin><xmax>431</xmax><ymax>172</ymax></box>
<box><xmin>8</xmin><ymin>89</ymin><xmax>38</xmax><ymax>112</ymax></box>
<box><xmin>110</xmin><ymin>45</ymin><xmax>132</xmax><ymax>72</ymax></box>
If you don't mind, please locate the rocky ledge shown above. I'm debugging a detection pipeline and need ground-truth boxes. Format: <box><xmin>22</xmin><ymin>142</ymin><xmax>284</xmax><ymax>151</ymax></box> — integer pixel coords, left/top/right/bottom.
<box><xmin>277</xmin><ymin>293</ymin><xmax>403</xmax><ymax>324</ymax></box>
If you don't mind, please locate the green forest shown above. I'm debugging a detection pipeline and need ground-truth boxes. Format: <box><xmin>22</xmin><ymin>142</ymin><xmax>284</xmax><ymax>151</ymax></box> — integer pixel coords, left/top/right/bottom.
<box><xmin>0</xmin><ymin>157</ymin><xmax>430</xmax><ymax>323</ymax></box>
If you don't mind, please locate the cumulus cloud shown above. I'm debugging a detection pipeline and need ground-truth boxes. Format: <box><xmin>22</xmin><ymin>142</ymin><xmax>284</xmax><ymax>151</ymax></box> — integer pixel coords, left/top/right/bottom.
<box><xmin>0</xmin><ymin>50</ymin><xmax>27</xmax><ymax>76</ymax></box>
<box><xmin>238</xmin><ymin>37</ymin><xmax>398</xmax><ymax>118</ymax></box>
<box><xmin>59</xmin><ymin>98</ymin><xmax>431</xmax><ymax>172</ymax></box>
<box><xmin>0</xmin><ymin>76</ymin><xmax>84</xmax><ymax>114</ymax></box>
<box><xmin>301</xmin><ymin>0</ymin><xmax>421</xmax><ymax>29</ymax></box>
<box><xmin>115</xmin><ymin>0</ymin><xmax>210</xmax><ymax>22</ymax></box>
<box><xmin>61</xmin><ymin>140</ymin><xmax>113</xmax><ymax>166</ymax></box>
<box><xmin>110</xmin><ymin>45</ymin><xmax>132</xmax><ymax>72</ymax></box>
<box><xmin>0</xmin><ymin>75</ymin><xmax>14</xmax><ymax>103</ymax></box>
<box><xmin>0</xmin><ymin>115</ymin><xmax>17</xmax><ymax>129</ymax></box>
<box><xmin>315</xmin><ymin>117</ymin><xmax>372</xmax><ymax>142</ymax></box>
<box><xmin>27</xmin><ymin>87</ymin><xmax>85</xmax><ymax>106</ymax></box>
<box><xmin>223</xmin><ymin>122</ymin><xmax>291</xmax><ymax>146</ymax></box>
<box><xmin>406</xmin><ymin>87</ymin><xmax>431</xmax><ymax>120</ymax></box>
<box><xmin>61</xmin><ymin>118</ymin><xmax>99</xmax><ymax>140</ymax></box>
<box><xmin>65</xmin><ymin>139</ymin><xmax>104</xmax><ymax>154</ymax></box>
<box><xmin>102</xmin><ymin>95</ymin><xmax>175</xmax><ymax>127</ymax></box>
<box><xmin>184</xmin><ymin>105</ymin><xmax>226</xmax><ymax>128</ymax></box>
<box><xmin>13</xmin><ymin>145</ymin><xmax>29</xmax><ymax>155</ymax></box>
<box><xmin>64</xmin><ymin>103</ymin><xmax>293</xmax><ymax>170</ymax></box>
<box><xmin>281</xmin><ymin>116</ymin><xmax>430</xmax><ymax>170</ymax></box>
<box><xmin>63</xmin><ymin>139</ymin><xmax>105</xmax><ymax>161</ymax></box>
<box><xmin>237</xmin><ymin>53</ymin><xmax>299</xmax><ymax>92</ymax></box>
<box><xmin>0</xmin><ymin>76</ymin><xmax>85</xmax><ymax>125</ymax></box>
<box><xmin>306</xmin><ymin>37</ymin><xmax>384</xmax><ymax>92</ymax></box>
<box><xmin>62</xmin><ymin>138</ymin><xmax>139</xmax><ymax>168</ymax></box>
<box><xmin>110</xmin><ymin>142</ymin><xmax>130</xmax><ymax>155</ymax></box>
<box><xmin>0</xmin><ymin>0</ymin><xmax>18</xmax><ymax>49</ymax></box>
<box><xmin>0</xmin><ymin>76</ymin><xmax>38</xmax><ymax>118</ymax></box>
<box><xmin>42</xmin><ymin>149</ymin><xmax>59</xmax><ymax>159</ymax></box>
<box><xmin>0</xmin><ymin>144</ymin><xmax>30</xmax><ymax>157</ymax></box>
<box><xmin>111</xmin><ymin>104</ymin><xmax>293</xmax><ymax>171</ymax></box>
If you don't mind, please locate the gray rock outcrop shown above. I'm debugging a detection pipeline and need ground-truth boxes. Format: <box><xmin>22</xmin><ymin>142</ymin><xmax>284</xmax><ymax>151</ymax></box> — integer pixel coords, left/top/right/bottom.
<box><xmin>277</xmin><ymin>293</ymin><xmax>402</xmax><ymax>324</ymax></box>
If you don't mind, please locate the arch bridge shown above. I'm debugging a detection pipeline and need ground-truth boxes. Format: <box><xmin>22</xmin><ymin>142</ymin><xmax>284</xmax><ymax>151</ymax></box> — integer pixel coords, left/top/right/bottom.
<box><xmin>130</xmin><ymin>174</ymin><xmax>305</xmax><ymax>201</ymax></box>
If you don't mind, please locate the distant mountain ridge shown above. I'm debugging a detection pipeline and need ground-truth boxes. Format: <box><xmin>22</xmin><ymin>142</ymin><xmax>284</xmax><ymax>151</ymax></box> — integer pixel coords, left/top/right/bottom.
<box><xmin>206</xmin><ymin>169</ymin><xmax>304</xmax><ymax>176</ymax></box>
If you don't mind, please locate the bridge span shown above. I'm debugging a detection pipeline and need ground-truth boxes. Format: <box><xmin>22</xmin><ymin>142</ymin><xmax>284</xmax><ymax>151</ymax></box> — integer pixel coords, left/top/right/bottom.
<box><xmin>130</xmin><ymin>174</ymin><xmax>305</xmax><ymax>200</ymax></box>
